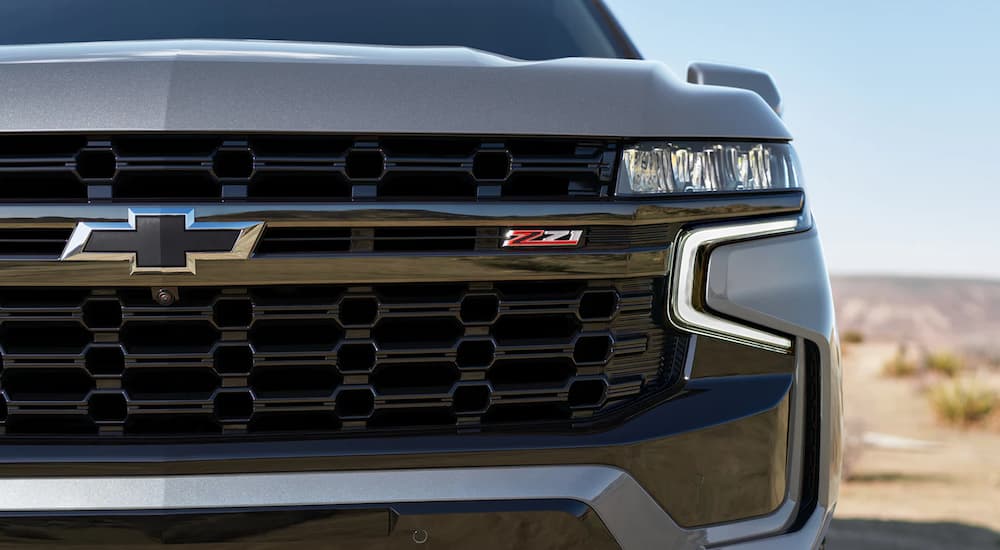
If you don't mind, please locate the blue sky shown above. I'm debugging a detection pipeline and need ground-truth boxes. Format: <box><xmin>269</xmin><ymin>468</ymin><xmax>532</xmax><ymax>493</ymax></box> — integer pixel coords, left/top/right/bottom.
<box><xmin>606</xmin><ymin>0</ymin><xmax>1000</xmax><ymax>279</ymax></box>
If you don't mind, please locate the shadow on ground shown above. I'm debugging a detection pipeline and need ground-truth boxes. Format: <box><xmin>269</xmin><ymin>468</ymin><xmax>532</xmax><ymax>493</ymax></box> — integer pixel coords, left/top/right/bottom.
<box><xmin>828</xmin><ymin>519</ymin><xmax>1000</xmax><ymax>550</ymax></box>
<box><xmin>845</xmin><ymin>471</ymin><xmax>953</xmax><ymax>484</ymax></box>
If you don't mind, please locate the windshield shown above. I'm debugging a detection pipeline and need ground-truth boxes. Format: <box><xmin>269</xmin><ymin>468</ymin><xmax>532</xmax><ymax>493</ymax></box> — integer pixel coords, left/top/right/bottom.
<box><xmin>0</xmin><ymin>0</ymin><xmax>635</xmax><ymax>60</ymax></box>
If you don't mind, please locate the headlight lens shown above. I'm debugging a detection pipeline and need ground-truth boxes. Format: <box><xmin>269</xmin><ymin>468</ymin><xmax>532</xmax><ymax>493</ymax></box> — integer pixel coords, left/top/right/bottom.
<box><xmin>616</xmin><ymin>142</ymin><xmax>800</xmax><ymax>196</ymax></box>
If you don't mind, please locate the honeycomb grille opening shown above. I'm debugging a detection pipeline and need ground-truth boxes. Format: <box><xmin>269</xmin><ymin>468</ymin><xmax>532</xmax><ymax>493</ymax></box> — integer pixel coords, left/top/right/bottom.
<box><xmin>0</xmin><ymin>278</ymin><xmax>685</xmax><ymax>440</ymax></box>
<box><xmin>124</xmin><ymin>368</ymin><xmax>219</xmax><ymax>400</ymax></box>
<box><xmin>89</xmin><ymin>393</ymin><xmax>128</xmax><ymax>422</ymax></box>
<box><xmin>250</xmin><ymin>366</ymin><xmax>341</xmax><ymax>399</ymax></box>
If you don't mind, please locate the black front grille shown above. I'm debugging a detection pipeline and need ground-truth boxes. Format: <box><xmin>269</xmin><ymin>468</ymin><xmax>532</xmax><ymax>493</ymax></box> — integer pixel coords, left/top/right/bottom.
<box><xmin>0</xmin><ymin>279</ymin><xmax>686</xmax><ymax>439</ymax></box>
<box><xmin>0</xmin><ymin>135</ymin><xmax>618</xmax><ymax>202</ymax></box>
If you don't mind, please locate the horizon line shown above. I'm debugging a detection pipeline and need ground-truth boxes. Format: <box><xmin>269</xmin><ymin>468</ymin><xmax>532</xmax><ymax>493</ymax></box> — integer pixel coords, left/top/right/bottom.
<box><xmin>830</xmin><ymin>272</ymin><xmax>1000</xmax><ymax>284</ymax></box>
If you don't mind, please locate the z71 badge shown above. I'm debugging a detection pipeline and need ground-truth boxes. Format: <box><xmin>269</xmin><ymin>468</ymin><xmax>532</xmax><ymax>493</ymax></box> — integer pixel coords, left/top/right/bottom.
<box><xmin>502</xmin><ymin>229</ymin><xmax>583</xmax><ymax>248</ymax></box>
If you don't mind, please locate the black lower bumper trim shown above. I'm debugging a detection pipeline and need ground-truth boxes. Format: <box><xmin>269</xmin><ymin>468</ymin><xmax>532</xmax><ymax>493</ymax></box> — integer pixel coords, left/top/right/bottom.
<box><xmin>0</xmin><ymin>501</ymin><xmax>618</xmax><ymax>549</ymax></box>
<box><xmin>0</xmin><ymin>374</ymin><xmax>794</xmax><ymax>530</ymax></box>
<box><xmin>0</xmin><ymin>374</ymin><xmax>792</xmax><ymax>470</ymax></box>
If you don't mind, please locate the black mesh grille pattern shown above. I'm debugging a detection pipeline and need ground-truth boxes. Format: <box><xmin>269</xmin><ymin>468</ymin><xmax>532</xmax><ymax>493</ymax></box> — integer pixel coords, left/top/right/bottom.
<box><xmin>0</xmin><ymin>135</ymin><xmax>618</xmax><ymax>202</ymax></box>
<box><xmin>0</xmin><ymin>278</ymin><xmax>685</xmax><ymax>439</ymax></box>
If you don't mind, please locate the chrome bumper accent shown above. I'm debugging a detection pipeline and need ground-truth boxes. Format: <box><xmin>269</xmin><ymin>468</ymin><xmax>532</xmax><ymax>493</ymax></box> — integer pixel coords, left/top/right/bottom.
<box><xmin>0</xmin><ymin>195</ymin><xmax>802</xmax><ymax>286</ymax></box>
<box><xmin>0</xmin><ymin>466</ymin><xmax>832</xmax><ymax>549</ymax></box>
<box><xmin>0</xmin><ymin>466</ymin><xmax>692</xmax><ymax>549</ymax></box>
<box><xmin>716</xmin><ymin>506</ymin><xmax>832</xmax><ymax>550</ymax></box>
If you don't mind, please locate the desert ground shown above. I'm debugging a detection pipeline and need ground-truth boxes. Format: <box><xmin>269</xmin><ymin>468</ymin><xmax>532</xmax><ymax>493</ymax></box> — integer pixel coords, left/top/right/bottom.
<box><xmin>827</xmin><ymin>276</ymin><xmax>1000</xmax><ymax>549</ymax></box>
<box><xmin>826</xmin><ymin>341</ymin><xmax>1000</xmax><ymax>549</ymax></box>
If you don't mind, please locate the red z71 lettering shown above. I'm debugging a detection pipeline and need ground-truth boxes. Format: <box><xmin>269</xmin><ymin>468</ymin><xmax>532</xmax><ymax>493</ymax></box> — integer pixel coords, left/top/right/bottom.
<box><xmin>502</xmin><ymin>229</ymin><xmax>583</xmax><ymax>248</ymax></box>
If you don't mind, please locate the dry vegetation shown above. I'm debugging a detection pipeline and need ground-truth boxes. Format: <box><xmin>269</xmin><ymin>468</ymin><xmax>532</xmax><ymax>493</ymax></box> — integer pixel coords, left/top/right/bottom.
<box><xmin>881</xmin><ymin>345</ymin><xmax>919</xmax><ymax>377</ymax></box>
<box><xmin>928</xmin><ymin>380</ymin><xmax>997</xmax><ymax>426</ymax></box>
<box><xmin>842</xmin><ymin>330</ymin><xmax>865</xmax><ymax>344</ymax></box>
<box><xmin>925</xmin><ymin>351</ymin><xmax>964</xmax><ymax>378</ymax></box>
<box><xmin>874</xmin><ymin>343</ymin><xmax>998</xmax><ymax>428</ymax></box>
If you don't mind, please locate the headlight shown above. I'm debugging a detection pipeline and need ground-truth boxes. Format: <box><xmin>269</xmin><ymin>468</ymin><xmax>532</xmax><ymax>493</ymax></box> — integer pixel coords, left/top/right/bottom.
<box><xmin>616</xmin><ymin>142</ymin><xmax>800</xmax><ymax>196</ymax></box>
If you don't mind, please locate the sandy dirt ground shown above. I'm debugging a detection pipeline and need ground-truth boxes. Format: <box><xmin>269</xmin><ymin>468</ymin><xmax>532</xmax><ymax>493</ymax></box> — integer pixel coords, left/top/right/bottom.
<box><xmin>826</xmin><ymin>342</ymin><xmax>1000</xmax><ymax>549</ymax></box>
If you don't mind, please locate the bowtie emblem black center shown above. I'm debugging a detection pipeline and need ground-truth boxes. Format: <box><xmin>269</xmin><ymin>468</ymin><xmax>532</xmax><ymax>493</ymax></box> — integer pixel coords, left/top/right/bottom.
<box><xmin>61</xmin><ymin>209</ymin><xmax>264</xmax><ymax>274</ymax></box>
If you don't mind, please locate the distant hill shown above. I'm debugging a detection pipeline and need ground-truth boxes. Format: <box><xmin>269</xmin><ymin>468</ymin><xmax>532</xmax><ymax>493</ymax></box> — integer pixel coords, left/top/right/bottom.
<box><xmin>832</xmin><ymin>275</ymin><xmax>1000</xmax><ymax>356</ymax></box>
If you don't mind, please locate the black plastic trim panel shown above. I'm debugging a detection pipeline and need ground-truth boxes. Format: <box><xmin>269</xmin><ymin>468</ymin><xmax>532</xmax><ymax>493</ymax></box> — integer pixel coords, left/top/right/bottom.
<box><xmin>789</xmin><ymin>341</ymin><xmax>821</xmax><ymax>532</ymax></box>
<box><xmin>0</xmin><ymin>374</ymin><xmax>790</xmax><ymax>470</ymax></box>
<box><xmin>0</xmin><ymin>374</ymin><xmax>794</xmax><ymax>528</ymax></box>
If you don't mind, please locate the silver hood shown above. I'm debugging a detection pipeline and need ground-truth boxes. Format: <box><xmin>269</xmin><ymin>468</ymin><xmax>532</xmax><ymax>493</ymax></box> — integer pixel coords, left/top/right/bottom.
<box><xmin>0</xmin><ymin>39</ymin><xmax>791</xmax><ymax>139</ymax></box>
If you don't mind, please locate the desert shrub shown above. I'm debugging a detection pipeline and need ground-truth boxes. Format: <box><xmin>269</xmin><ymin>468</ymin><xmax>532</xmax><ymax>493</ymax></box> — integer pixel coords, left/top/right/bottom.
<box><xmin>882</xmin><ymin>347</ymin><xmax>918</xmax><ymax>377</ymax></box>
<box><xmin>842</xmin><ymin>330</ymin><xmax>864</xmax><ymax>344</ymax></box>
<box><xmin>925</xmin><ymin>351</ymin><xmax>963</xmax><ymax>378</ymax></box>
<box><xmin>928</xmin><ymin>380</ymin><xmax>997</xmax><ymax>426</ymax></box>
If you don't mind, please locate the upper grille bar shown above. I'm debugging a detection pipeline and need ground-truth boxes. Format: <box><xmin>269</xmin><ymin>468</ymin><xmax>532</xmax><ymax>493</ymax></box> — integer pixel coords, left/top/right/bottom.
<box><xmin>0</xmin><ymin>135</ymin><xmax>618</xmax><ymax>202</ymax></box>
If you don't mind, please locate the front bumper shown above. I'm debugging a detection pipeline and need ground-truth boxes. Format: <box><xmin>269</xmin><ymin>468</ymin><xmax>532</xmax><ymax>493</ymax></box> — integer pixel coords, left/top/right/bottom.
<box><xmin>0</xmin><ymin>467</ymin><xmax>832</xmax><ymax>549</ymax></box>
<box><xmin>0</xmin><ymin>364</ymin><xmax>830</xmax><ymax>549</ymax></box>
<box><xmin>0</xmin><ymin>198</ymin><xmax>840</xmax><ymax>549</ymax></box>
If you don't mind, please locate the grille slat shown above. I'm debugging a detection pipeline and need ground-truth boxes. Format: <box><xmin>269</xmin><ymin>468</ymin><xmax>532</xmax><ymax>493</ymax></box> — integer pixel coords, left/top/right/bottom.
<box><xmin>0</xmin><ymin>229</ymin><xmax>74</xmax><ymax>258</ymax></box>
<box><xmin>587</xmin><ymin>225</ymin><xmax>673</xmax><ymax>250</ymax></box>
<box><xmin>0</xmin><ymin>278</ymin><xmax>685</xmax><ymax>439</ymax></box>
